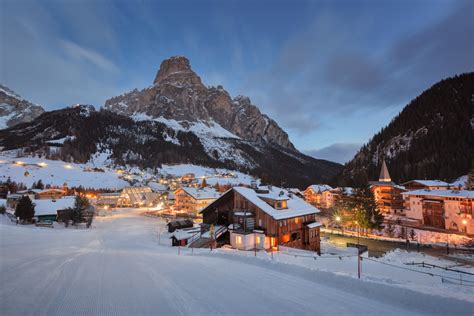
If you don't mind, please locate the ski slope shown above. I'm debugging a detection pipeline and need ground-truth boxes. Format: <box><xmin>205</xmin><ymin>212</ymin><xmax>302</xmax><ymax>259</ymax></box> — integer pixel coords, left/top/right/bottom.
<box><xmin>0</xmin><ymin>154</ymin><xmax>255</xmax><ymax>189</ymax></box>
<box><xmin>1</xmin><ymin>210</ymin><xmax>473</xmax><ymax>315</ymax></box>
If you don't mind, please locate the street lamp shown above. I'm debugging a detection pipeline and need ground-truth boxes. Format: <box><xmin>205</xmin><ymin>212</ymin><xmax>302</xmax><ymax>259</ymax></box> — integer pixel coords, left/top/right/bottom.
<box><xmin>335</xmin><ymin>216</ymin><xmax>343</xmax><ymax>235</ymax></box>
<box><xmin>462</xmin><ymin>219</ymin><xmax>468</xmax><ymax>233</ymax></box>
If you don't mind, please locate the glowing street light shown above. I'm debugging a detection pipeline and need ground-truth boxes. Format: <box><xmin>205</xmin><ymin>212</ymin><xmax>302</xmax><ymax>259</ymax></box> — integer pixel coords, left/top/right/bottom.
<box><xmin>64</xmin><ymin>164</ymin><xmax>73</xmax><ymax>169</ymax></box>
<box><xmin>38</xmin><ymin>162</ymin><xmax>47</xmax><ymax>167</ymax></box>
<box><xmin>462</xmin><ymin>219</ymin><xmax>468</xmax><ymax>225</ymax></box>
<box><xmin>15</xmin><ymin>161</ymin><xmax>24</xmax><ymax>166</ymax></box>
<box><xmin>335</xmin><ymin>216</ymin><xmax>341</xmax><ymax>222</ymax></box>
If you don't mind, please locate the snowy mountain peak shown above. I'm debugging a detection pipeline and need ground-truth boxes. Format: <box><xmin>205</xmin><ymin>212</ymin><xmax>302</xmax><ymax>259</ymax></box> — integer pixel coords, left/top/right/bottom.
<box><xmin>0</xmin><ymin>84</ymin><xmax>45</xmax><ymax>130</ymax></box>
<box><xmin>153</xmin><ymin>56</ymin><xmax>204</xmax><ymax>88</ymax></box>
<box><xmin>105</xmin><ymin>56</ymin><xmax>295</xmax><ymax>150</ymax></box>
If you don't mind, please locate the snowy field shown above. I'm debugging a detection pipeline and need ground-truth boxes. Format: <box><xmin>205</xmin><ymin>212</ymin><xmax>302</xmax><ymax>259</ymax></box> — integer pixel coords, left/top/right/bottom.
<box><xmin>1</xmin><ymin>209</ymin><xmax>473</xmax><ymax>315</ymax></box>
<box><xmin>0</xmin><ymin>154</ymin><xmax>255</xmax><ymax>189</ymax></box>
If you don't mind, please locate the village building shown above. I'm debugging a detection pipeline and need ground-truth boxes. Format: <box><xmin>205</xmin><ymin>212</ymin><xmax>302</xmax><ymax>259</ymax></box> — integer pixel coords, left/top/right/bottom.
<box><xmin>96</xmin><ymin>192</ymin><xmax>121</xmax><ymax>207</ymax></box>
<box><xmin>33</xmin><ymin>197</ymin><xmax>76</xmax><ymax>222</ymax></box>
<box><xmin>169</xmin><ymin>226</ymin><xmax>201</xmax><ymax>246</ymax></box>
<box><xmin>369</xmin><ymin>161</ymin><xmax>406</xmax><ymax>215</ymax></box>
<box><xmin>401</xmin><ymin>189</ymin><xmax>473</xmax><ymax>235</ymax></box>
<box><xmin>173</xmin><ymin>187</ymin><xmax>220</xmax><ymax>215</ymax></box>
<box><xmin>167</xmin><ymin>219</ymin><xmax>194</xmax><ymax>233</ymax></box>
<box><xmin>200</xmin><ymin>186</ymin><xmax>321</xmax><ymax>252</ymax></box>
<box><xmin>117</xmin><ymin>187</ymin><xmax>158</xmax><ymax>207</ymax></box>
<box><xmin>304</xmin><ymin>184</ymin><xmax>333</xmax><ymax>208</ymax></box>
<box><xmin>16</xmin><ymin>188</ymin><xmax>66</xmax><ymax>200</ymax></box>
<box><xmin>401</xmin><ymin>180</ymin><xmax>450</xmax><ymax>191</ymax></box>
<box><xmin>6</xmin><ymin>188</ymin><xmax>65</xmax><ymax>209</ymax></box>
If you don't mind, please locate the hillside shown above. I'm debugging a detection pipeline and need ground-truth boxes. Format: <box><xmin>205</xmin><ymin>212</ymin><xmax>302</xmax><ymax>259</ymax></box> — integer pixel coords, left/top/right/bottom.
<box><xmin>0</xmin><ymin>105</ymin><xmax>341</xmax><ymax>188</ymax></box>
<box><xmin>339</xmin><ymin>73</ymin><xmax>474</xmax><ymax>186</ymax></box>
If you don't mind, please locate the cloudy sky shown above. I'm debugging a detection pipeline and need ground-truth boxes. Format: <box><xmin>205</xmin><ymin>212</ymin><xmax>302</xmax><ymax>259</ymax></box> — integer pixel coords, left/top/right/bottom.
<box><xmin>1</xmin><ymin>0</ymin><xmax>473</xmax><ymax>163</ymax></box>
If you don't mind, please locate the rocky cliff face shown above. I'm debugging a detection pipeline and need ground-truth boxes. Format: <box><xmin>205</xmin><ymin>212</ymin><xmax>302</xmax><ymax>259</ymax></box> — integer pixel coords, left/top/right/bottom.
<box><xmin>0</xmin><ymin>84</ymin><xmax>45</xmax><ymax>129</ymax></box>
<box><xmin>104</xmin><ymin>56</ymin><xmax>295</xmax><ymax>149</ymax></box>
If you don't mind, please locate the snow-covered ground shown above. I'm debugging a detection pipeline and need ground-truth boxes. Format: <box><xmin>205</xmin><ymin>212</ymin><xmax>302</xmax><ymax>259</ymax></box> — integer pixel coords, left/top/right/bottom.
<box><xmin>0</xmin><ymin>155</ymin><xmax>129</xmax><ymax>189</ymax></box>
<box><xmin>0</xmin><ymin>154</ymin><xmax>256</xmax><ymax>189</ymax></box>
<box><xmin>0</xmin><ymin>209</ymin><xmax>473</xmax><ymax>315</ymax></box>
<box><xmin>159</xmin><ymin>163</ymin><xmax>255</xmax><ymax>186</ymax></box>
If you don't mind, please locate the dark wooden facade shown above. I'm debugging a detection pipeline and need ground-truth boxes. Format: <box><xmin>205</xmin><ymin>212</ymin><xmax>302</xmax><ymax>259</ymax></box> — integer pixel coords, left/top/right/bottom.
<box><xmin>202</xmin><ymin>190</ymin><xmax>320</xmax><ymax>252</ymax></box>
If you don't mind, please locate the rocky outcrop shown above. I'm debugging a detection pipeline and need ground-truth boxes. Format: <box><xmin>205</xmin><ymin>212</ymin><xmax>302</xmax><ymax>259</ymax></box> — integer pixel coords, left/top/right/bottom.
<box><xmin>0</xmin><ymin>84</ymin><xmax>44</xmax><ymax>129</ymax></box>
<box><xmin>105</xmin><ymin>56</ymin><xmax>295</xmax><ymax>150</ymax></box>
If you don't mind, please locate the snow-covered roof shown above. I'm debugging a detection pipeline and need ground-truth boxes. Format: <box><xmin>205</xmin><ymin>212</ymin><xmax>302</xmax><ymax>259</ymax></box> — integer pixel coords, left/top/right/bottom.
<box><xmin>401</xmin><ymin>189</ymin><xmax>474</xmax><ymax>199</ymax></box>
<box><xmin>450</xmin><ymin>175</ymin><xmax>468</xmax><ymax>189</ymax></box>
<box><xmin>33</xmin><ymin>197</ymin><xmax>76</xmax><ymax>216</ymax></box>
<box><xmin>177</xmin><ymin>187</ymin><xmax>220</xmax><ymax>200</ymax></box>
<box><xmin>148</xmin><ymin>182</ymin><xmax>168</xmax><ymax>192</ymax></box>
<box><xmin>232</xmin><ymin>186</ymin><xmax>320</xmax><ymax>220</ymax></box>
<box><xmin>18</xmin><ymin>188</ymin><xmax>64</xmax><ymax>194</ymax></box>
<box><xmin>306</xmin><ymin>221</ymin><xmax>322</xmax><ymax>229</ymax></box>
<box><xmin>170</xmin><ymin>227</ymin><xmax>200</xmax><ymax>241</ymax></box>
<box><xmin>402</xmin><ymin>180</ymin><xmax>449</xmax><ymax>187</ymax></box>
<box><xmin>306</xmin><ymin>184</ymin><xmax>332</xmax><ymax>193</ymax></box>
<box><xmin>288</xmin><ymin>188</ymin><xmax>302</xmax><ymax>194</ymax></box>
<box><xmin>338</xmin><ymin>187</ymin><xmax>355</xmax><ymax>196</ymax></box>
<box><xmin>97</xmin><ymin>192</ymin><xmax>121</xmax><ymax>197</ymax></box>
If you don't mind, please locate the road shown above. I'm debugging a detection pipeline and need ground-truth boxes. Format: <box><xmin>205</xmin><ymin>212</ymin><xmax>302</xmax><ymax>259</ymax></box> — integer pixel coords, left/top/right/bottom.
<box><xmin>322</xmin><ymin>231</ymin><xmax>474</xmax><ymax>264</ymax></box>
<box><xmin>1</xmin><ymin>210</ymin><xmax>473</xmax><ymax>315</ymax></box>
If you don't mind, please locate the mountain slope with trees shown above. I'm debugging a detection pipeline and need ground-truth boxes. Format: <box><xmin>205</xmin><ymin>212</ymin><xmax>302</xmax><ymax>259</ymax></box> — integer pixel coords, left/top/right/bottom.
<box><xmin>0</xmin><ymin>105</ymin><xmax>342</xmax><ymax>188</ymax></box>
<box><xmin>338</xmin><ymin>73</ymin><xmax>474</xmax><ymax>187</ymax></box>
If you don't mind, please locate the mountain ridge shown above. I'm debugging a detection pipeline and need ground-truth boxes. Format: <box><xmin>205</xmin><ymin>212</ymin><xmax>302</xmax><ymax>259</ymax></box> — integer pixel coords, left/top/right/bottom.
<box><xmin>0</xmin><ymin>105</ymin><xmax>342</xmax><ymax>188</ymax></box>
<box><xmin>0</xmin><ymin>84</ymin><xmax>45</xmax><ymax>129</ymax></box>
<box><xmin>338</xmin><ymin>72</ymin><xmax>474</xmax><ymax>186</ymax></box>
<box><xmin>104</xmin><ymin>56</ymin><xmax>295</xmax><ymax>150</ymax></box>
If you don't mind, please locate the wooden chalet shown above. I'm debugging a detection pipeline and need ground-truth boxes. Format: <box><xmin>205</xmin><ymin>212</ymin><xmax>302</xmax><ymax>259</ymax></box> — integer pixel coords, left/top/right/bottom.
<box><xmin>200</xmin><ymin>185</ymin><xmax>321</xmax><ymax>253</ymax></box>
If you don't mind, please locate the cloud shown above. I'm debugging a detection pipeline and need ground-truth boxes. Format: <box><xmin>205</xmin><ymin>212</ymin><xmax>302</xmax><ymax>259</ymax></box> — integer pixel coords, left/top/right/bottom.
<box><xmin>244</xmin><ymin>2</ymin><xmax>474</xmax><ymax>136</ymax></box>
<box><xmin>0</xmin><ymin>1</ymin><xmax>125</xmax><ymax>109</ymax></box>
<box><xmin>60</xmin><ymin>40</ymin><xmax>119</xmax><ymax>74</ymax></box>
<box><xmin>305</xmin><ymin>143</ymin><xmax>362</xmax><ymax>164</ymax></box>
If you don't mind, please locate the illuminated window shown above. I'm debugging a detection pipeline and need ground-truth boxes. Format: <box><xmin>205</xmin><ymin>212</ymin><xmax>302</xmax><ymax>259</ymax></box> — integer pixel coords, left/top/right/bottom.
<box><xmin>256</xmin><ymin>235</ymin><xmax>261</xmax><ymax>244</ymax></box>
<box><xmin>295</xmin><ymin>218</ymin><xmax>299</xmax><ymax>224</ymax></box>
<box><xmin>236</xmin><ymin>236</ymin><xmax>242</xmax><ymax>244</ymax></box>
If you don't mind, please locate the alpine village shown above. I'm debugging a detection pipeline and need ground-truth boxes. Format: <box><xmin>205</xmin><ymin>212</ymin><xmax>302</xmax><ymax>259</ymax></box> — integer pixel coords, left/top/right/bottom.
<box><xmin>0</xmin><ymin>1</ymin><xmax>473</xmax><ymax>315</ymax></box>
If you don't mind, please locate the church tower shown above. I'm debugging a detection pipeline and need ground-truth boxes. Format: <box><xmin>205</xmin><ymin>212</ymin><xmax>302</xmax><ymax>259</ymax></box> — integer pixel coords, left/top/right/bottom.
<box><xmin>379</xmin><ymin>160</ymin><xmax>391</xmax><ymax>182</ymax></box>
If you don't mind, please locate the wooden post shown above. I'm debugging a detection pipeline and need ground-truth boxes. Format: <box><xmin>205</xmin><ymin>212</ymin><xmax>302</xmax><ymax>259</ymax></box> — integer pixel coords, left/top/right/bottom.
<box><xmin>358</xmin><ymin>253</ymin><xmax>361</xmax><ymax>279</ymax></box>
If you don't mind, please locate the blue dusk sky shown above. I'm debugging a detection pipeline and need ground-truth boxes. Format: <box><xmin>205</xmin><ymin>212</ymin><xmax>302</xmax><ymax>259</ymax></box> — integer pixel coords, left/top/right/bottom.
<box><xmin>1</xmin><ymin>0</ymin><xmax>473</xmax><ymax>163</ymax></box>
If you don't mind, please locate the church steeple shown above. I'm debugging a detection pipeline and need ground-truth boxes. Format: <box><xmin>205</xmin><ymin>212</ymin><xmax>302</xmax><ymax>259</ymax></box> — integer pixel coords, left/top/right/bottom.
<box><xmin>379</xmin><ymin>160</ymin><xmax>391</xmax><ymax>182</ymax></box>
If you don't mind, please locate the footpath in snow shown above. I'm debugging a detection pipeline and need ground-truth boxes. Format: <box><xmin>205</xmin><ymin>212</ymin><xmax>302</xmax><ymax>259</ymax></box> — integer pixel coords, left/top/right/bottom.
<box><xmin>0</xmin><ymin>209</ymin><xmax>473</xmax><ymax>315</ymax></box>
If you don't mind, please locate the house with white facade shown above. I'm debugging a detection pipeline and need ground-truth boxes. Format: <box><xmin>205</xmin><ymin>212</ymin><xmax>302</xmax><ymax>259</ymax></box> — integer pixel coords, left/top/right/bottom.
<box><xmin>402</xmin><ymin>189</ymin><xmax>473</xmax><ymax>235</ymax></box>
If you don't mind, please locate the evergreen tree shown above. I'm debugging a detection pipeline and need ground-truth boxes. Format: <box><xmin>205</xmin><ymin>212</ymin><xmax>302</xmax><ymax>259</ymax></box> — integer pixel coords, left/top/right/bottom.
<box><xmin>72</xmin><ymin>195</ymin><xmax>91</xmax><ymax>225</ymax></box>
<box><xmin>346</xmin><ymin>187</ymin><xmax>383</xmax><ymax>230</ymax></box>
<box><xmin>398</xmin><ymin>226</ymin><xmax>407</xmax><ymax>239</ymax></box>
<box><xmin>201</xmin><ymin>178</ymin><xmax>207</xmax><ymax>188</ymax></box>
<box><xmin>14</xmin><ymin>195</ymin><xmax>35</xmax><ymax>222</ymax></box>
<box><xmin>35</xmin><ymin>179</ymin><xmax>44</xmax><ymax>190</ymax></box>
<box><xmin>467</xmin><ymin>159</ymin><xmax>474</xmax><ymax>190</ymax></box>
